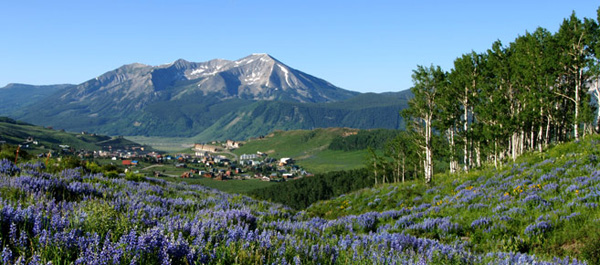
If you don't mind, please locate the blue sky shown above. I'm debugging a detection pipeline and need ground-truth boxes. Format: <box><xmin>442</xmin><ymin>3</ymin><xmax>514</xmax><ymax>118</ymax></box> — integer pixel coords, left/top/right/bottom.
<box><xmin>1</xmin><ymin>0</ymin><xmax>598</xmax><ymax>93</ymax></box>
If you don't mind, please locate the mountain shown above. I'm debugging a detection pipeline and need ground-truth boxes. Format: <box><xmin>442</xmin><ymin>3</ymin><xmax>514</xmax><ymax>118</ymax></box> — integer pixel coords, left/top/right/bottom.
<box><xmin>0</xmin><ymin>83</ymin><xmax>74</xmax><ymax>115</ymax></box>
<box><xmin>9</xmin><ymin>54</ymin><xmax>409</xmax><ymax>139</ymax></box>
<box><xmin>194</xmin><ymin>91</ymin><xmax>411</xmax><ymax>141</ymax></box>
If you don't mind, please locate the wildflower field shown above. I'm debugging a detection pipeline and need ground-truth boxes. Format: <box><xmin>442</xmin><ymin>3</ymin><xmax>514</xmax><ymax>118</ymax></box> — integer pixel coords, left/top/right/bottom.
<box><xmin>1</xmin><ymin>137</ymin><xmax>600</xmax><ymax>264</ymax></box>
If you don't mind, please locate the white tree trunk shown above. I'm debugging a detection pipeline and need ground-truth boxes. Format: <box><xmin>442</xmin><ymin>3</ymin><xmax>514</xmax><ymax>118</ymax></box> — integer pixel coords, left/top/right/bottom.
<box><xmin>594</xmin><ymin>77</ymin><xmax>600</xmax><ymax>133</ymax></box>
<box><xmin>574</xmin><ymin>67</ymin><xmax>581</xmax><ymax>141</ymax></box>
<box><xmin>449</xmin><ymin>128</ymin><xmax>457</xmax><ymax>174</ymax></box>
<box><xmin>424</xmin><ymin>114</ymin><xmax>433</xmax><ymax>183</ymax></box>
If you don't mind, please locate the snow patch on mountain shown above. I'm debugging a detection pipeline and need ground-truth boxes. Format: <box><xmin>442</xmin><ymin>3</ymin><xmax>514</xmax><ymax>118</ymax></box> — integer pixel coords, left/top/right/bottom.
<box><xmin>277</xmin><ymin>64</ymin><xmax>292</xmax><ymax>87</ymax></box>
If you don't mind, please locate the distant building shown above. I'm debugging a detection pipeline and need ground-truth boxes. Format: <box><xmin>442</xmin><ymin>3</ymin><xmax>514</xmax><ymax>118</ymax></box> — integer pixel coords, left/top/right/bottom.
<box><xmin>280</xmin><ymin>157</ymin><xmax>293</xmax><ymax>165</ymax></box>
<box><xmin>240</xmin><ymin>153</ymin><xmax>258</xmax><ymax>160</ymax></box>
<box><xmin>226</xmin><ymin>140</ymin><xmax>242</xmax><ymax>149</ymax></box>
<box><xmin>193</xmin><ymin>143</ymin><xmax>220</xmax><ymax>153</ymax></box>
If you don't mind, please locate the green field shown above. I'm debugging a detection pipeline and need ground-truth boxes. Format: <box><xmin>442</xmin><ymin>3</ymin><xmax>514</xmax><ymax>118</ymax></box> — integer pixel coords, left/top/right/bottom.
<box><xmin>232</xmin><ymin>128</ymin><xmax>367</xmax><ymax>173</ymax></box>
<box><xmin>232</xmin><ymin>129</ymin><xmax>344</xmax><ymax>157</ymax></box>
<box><xmin>124</xmin><ymin>136</ymin><xmax>193</xmax><ymax>152</ymax></box>
<box><xmin>295</xmin><ymin>149</ymin><xmax>367</xmax><ymax>173</ymax></box>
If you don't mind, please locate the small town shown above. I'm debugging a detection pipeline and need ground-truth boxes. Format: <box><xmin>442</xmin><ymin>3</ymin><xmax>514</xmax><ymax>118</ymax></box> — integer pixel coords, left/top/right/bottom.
<box><xmin>44</xmin><ymin>137</ymin><xmax>314</xmax><ymax>182</ymax></box>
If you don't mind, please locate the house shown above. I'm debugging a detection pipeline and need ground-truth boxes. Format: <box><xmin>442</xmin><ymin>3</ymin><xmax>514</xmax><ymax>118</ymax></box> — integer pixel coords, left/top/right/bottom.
<box><xmin>280</xmin><ymin>158</ymin><xmax>293</xmax><ymax>165</ymax></box>
<box><xmin>122</xmin><ymin>160</ymin><xmax>132</xmax><ymax>166</ymax></box>
<box><xmin>226</xmin><ymin>140</ymin><xmax>242</xmax><ymax>149</ymax></box>
<box><xmin>195</xmin><ymin>151</ymin><xmax>208</xmax><ymax>157</ymax></box>
<box><xmin>214</xmin><ymin>157</ymin><xmax>230</xmax><ymax>164</ymax></box>
<box><xmin>261</xmin><ymin>176</ymin><xmax>271</xmax><ymax>182</ymax></box>
<box><xmin>240</xmin><ymin>153</ymin><xmax>258</xmax><ymax>160</ymax></box>
<box><xmin>193</xmin><ymin>143</ymin><xmax>220</xmax><ymax>153</ymax></box>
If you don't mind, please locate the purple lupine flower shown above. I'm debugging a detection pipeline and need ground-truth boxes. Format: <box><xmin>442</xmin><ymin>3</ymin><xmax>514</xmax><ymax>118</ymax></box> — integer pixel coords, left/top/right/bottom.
<box><xmin>0</xmin><ymin>159</ymin><xmax>21</xmax><ymax>176</ymax></box>
<box><xmin>18</xmin><ymin>229</ymin><xmax>28</xmax><ymax>249</ymax></box>
<box><xmin>293</xmin><ymin>255</ymin><xmax>301</xmax><ymax>265</ymax></box>
<box><xmin>9</xmin><ymin>222</ymin><xmax>17</xmax><ymax>245</ymax></box>
<box><xmin>27</xmin><ymin>254</ymin><xmax>41</xmax><ymax>265</ymax></box>
<box><xmin>560</xmin><ymin>212</ymin><xmax>581</xmax><ymax>222</ymax></box>
<box><xmin>2</xmin><ymin>247</ymin><xmax>12</xmax><ymax>264</ymax></box>
<box><xmin>524</xmin><ymin>221</ymin><xmax>552</xmax><ymax>236</ymax></box>
<box><xmin>471</xmin><ymin>217</ymin><xmax>491</xmax><ymax>229</ymax></box>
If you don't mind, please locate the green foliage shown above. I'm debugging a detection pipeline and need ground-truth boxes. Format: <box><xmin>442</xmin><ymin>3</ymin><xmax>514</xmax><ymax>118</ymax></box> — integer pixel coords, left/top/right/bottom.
<box><xmin>169</xmin><ymin>178</ymin><xmax>275</xmax><ymax>194</ymax></box>
<box><xmin>124</xmin><ymin>171</ymin><xmax>144</xmax><ymax>182</ymax></box>
<box><xmin>60</xmin><ymin>156</ymin><xmax>83</xmax><ymax>170</ymax></box>
<box><xmin>0</xmin><ymin>144</ymin><xmax>30</xmax><ymax>162</ymax></box>
<box><xmin>581</xmin><ymin>226</ymin><xmax>600</xmax><ymax>264</ymax></box>
<box><xmin>250</xmin><ymin>168</ymin><xmax>373</xmax><ymax>210</ymax></box>
<box><xmin>80</xmin><ymin>201</ymin><xmax>128</xmax><ymax>239</ymax></box>
<box><xmin>328</xmin><ymin>129</ymin><xmax>400</xmax><ymax>151</ymax></box>
<box><xmin>393</xmin><ymin>8</ymin><xmax>600</xmax><ymax>178</ymax></box>
<box><xmin>85</xmin><ymin>161</ymin><xmax>102</xmax><ymax>174</ymax></box>
<box><xmin>104</xmin><ymin>170</ymin><xmax>119</xmax><ymax>179</ymax></box>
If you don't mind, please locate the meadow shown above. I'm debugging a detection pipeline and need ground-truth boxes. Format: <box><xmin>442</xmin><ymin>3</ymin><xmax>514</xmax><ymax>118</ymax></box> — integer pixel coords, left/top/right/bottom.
<box><xmin>0</xmin><ymin>136</ymin><xmax>598</xmax><ymax>264</ymax></box>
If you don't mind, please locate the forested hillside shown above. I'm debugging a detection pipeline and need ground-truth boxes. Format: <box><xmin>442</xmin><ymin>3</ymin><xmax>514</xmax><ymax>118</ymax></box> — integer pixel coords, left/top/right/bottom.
<box><xmin>373</xmin><ymin>10</ymin><xmax>600</xmax><ymax>185</ymax></box>
<box><xmin>250</xmin><ymin>168</ymin><xmax>373</xmax><ymax>209</ymax></box>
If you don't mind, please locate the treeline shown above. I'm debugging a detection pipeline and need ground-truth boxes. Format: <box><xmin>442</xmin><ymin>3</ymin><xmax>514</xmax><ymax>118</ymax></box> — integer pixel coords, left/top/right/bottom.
<box><xmin>328</xmin><ymin>129</ymin><xmax>400</xmax><ymax>151</ymax></box>
<box><xmin>249</xmin><ymin>168</ymin><xmax>373</xmax><ymax>210</ymax></box>
<box><xmin>373</xmin><ymin>9</ymin><xmax>600</xmax><ymax>183</ymax></box>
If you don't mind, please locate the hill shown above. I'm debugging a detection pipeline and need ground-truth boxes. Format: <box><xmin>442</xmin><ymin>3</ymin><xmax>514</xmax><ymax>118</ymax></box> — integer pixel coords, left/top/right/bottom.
<box><xmin>193</xmin><ymin>91</ymin><xmax>410</xmax><ymax>141</ymax></box>
<box><xmin>5</xmin><ymin>55</ymin><xmax>411</xmax><ymax>140</ymax></box>
<box><xmin>0</xmin><ymin>138</ymin><xmax>594</xmax><ymax>263</ymax></box>
<box><xmin>0</xmin><ymin>116</ymin><xmax>147</xmax><ymax>152</ymax></box>
<box><xmin>0</xmin><ymin>83</ymin><xmax>73</xmax><ymax>115</ymax></box>
<box><xmin>306</xmin><ymin>135</ymin><xmax>600</xmax><ymax>263</ymax></box>
<box><xmin>231</xmin><ymin>127</ymin><xmax>400</xmax><ymax>173</ymax></box>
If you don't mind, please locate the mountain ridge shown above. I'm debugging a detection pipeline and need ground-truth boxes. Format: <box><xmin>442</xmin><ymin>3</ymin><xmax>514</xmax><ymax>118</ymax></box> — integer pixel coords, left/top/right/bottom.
<box><xmin>4</xmin><ymin>54</ymin><xmax>409</xmax><ymax>139</ymax></box>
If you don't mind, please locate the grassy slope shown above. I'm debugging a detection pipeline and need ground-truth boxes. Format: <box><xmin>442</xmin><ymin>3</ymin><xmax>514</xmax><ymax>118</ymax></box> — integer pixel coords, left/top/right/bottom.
<box><xmin>0</xmin><ymin>117</ymin><xmax>146</xmax><ymax>152</ymax></box>
<box><xmin>168</xmin><ymin>177</ymin><xmax>276</xmax><ymax>194</ymax></box>
<box><xmin>124</xmin><ymin>136</ymin><xmax>192</xmax><ymax>152</ymax></box>
<box><xmin>306</xmin><ymin>135</ymin><xmax>600</xmax><ymax>262</ymax></box>
<box><xmin>232</xmin><ymin>128</ymin><xmax>367</xmax><ymax>173</ymax></box>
